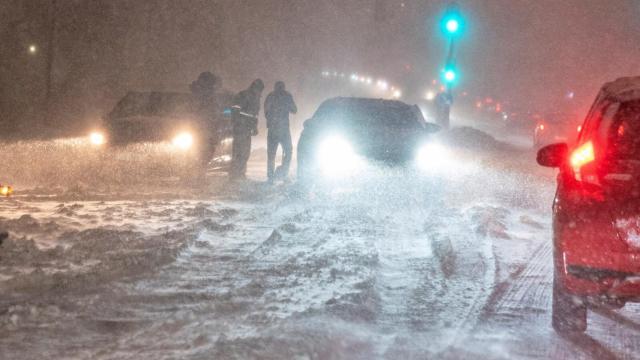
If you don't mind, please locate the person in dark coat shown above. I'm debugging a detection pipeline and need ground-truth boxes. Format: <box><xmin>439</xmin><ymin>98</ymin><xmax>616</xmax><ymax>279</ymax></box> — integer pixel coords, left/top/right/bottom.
<box><xmin>434</xmin><ymin>91</ymin><xmax>452</xmax><ymax>130</ymax></box>
<box><xmin>190</xmin><ymin>72</ymin><xmax>222</xmax><ymax>170</ymax></box>
<box><xmin>264</xmin><ymin>81</ymin><xmax>297</xmax><ymax>182</ymax></box>
<box><xmin>229</xmin><ymin>79</ymin><xmax>264</xmax><ymax>179</ymax></box>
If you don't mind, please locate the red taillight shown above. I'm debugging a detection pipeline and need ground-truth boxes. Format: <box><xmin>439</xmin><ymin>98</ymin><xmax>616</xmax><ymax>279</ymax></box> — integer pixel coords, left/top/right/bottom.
<box><xmin>577</xmin><ymin>125</ymin><xmax>582</xmax><ymax>133</ymax></box>
<box><xmin>570</xmin><ymin>141</ymin><xmax>594</xmax><ymax>169</ymax></box>
<box><xmin>539</xmin><ymin>124</ymin><xmax>545</xmax><ymax>130</ymax></box>
<box><xmin>570</xmin><ymin>141</ymin><xmax>599</xmax><ymax>185</ymax></box>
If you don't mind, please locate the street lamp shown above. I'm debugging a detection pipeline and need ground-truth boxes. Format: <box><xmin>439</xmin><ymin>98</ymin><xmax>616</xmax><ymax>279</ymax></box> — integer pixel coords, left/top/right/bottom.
<box><xmin>28</xmin><ymin>44</ymin><xmax>38</xmax><ymax>55</ymax></box>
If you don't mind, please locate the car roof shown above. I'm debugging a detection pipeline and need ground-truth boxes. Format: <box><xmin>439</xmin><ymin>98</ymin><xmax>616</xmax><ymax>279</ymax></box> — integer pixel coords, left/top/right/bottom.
<box><xmin>318</xmin><ymin>97</ymin><xmax>412</xmax><ymax>110</ymax></box>
<box><xmin>599</xmin><ymin>76</ymin><xmax>640</xmax><ymax>103</ymax></box>
<box><xmin>311</xmin><ymin>97</ymin><xmax>426</xmax><ymax>128</ymax></box>
<box><xmin>109</xmin><ymin>91</ymin><xmax>195</xmax><ymax>119</ymax></box>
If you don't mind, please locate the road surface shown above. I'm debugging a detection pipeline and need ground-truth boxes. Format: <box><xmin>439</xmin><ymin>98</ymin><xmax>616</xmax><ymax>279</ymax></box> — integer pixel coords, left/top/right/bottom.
<box><xmin>1</xmin><ymin>131</ymin><xmax>640</xmax><ymax>359</ymax></box>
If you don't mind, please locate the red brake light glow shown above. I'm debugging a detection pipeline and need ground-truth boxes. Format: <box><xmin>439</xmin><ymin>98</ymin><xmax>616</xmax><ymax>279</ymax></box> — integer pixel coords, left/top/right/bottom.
<box><xmin>570</xmin><ymin>141</ymin><xmax>595</xmax><ymax>169</ymax></box>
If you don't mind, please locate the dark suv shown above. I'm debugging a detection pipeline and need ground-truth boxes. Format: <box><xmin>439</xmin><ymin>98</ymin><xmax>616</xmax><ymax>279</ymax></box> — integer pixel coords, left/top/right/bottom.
<box><xmin>537</xmin><ymin>76</ymin><xmax>640</xmax><ymax>333</ymax></box>
<box><xmin>296</xmin><ymin>97</ymin><xmax>440</xmax><ymax>181</ymax></box>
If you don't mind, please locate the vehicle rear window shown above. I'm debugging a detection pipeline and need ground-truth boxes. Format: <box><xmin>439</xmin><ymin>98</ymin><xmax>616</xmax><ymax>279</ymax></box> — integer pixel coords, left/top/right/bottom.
<box><xmin>606</xmin><ymin>100</ymin><xmax>640</xmax><ymax>160</ymax></box>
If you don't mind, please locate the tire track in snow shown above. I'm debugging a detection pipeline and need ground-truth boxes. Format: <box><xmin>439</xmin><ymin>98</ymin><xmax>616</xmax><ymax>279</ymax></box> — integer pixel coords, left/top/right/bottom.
<box><xmin>382</xmin><ymin>205</ymin><xmax>497</xmax><ymax>357</ymax></box>
<box><xmin>448</xmin><ymin>234</ymin><xmax>640</xmax><ymax>360</ymax></box>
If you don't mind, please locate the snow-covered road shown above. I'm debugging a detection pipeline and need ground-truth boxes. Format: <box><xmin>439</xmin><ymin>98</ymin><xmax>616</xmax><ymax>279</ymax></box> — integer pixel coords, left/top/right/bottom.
<box><xmin>2</xmin><ymin>132</ymin><xmax>640</xmax><ymax>359</ymax></box>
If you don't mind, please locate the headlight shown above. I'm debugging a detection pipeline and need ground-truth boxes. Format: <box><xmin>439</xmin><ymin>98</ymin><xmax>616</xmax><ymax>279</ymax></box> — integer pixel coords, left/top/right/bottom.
<box><xmin>0</xmin><ymin>184</ymin><xmax>13</xmax><ymax>197</ymax></box>
<box><xmin>172</xmin><ymin>132</ymin><xmax>194</xmax><ymax>150</ymax></box>
<box><xmin>89</xmin><ymin>131</ymin><xmax>106</xmax><ymax>146</ymax></box>
<box><xmin>416</xmin><ymin>143</ymin><xmax>450</xmax><ymax>172</ymax></box>
<box><xmin>317</xmin><ymin>135</ymin><xmax>361</xmax><ymax>178</ymax></box>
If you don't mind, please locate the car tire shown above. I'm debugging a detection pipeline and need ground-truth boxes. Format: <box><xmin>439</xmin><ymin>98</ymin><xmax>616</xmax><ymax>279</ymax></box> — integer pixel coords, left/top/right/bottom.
<box><xmin>552</xmin><ymin>273</ymin><xmax>587</xmax><ymax>334</ymax></box>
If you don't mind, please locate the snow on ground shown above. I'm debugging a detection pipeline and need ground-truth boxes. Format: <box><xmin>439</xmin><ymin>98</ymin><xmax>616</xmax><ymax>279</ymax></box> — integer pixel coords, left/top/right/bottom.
<box><xmin>1</xmin><ymin>128</ymin><xmax>639</xmax><ymax>359</ymax></box>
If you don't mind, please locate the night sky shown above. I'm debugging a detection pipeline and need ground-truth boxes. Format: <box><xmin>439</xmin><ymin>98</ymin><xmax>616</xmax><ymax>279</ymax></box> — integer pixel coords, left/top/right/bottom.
<box><xmin>1</xmin><ymin>0</ymin><xmax>638</xmax><ymax>135</ymax></box>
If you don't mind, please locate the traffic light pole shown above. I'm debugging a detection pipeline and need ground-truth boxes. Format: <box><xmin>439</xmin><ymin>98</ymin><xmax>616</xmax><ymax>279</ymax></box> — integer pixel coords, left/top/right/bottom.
<box><xmin>435</xmin><ymin>37</ymin><xmax>455</xmax><ymax>130</ymax></box>
<box><xmin>445</xmin><ymin>37</ymin><xmax>455</xmax><ymax>95</ymax></box>
<box><xmin>438</xmin><ymin>2</ymin><xmax>461</xmax><ymax>130</ymax></box>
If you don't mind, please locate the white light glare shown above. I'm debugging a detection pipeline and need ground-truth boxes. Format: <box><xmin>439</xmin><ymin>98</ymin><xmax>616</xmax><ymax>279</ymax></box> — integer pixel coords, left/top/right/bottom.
<box><xmin>172</xmin><ymin>132</ymin><xmax>194</xmax><ymax>150</ymax></box>
<box><xmin>444</xmin><ymin>70</ymin><xmax>456</xmax><ymax>82</ymax></box>
<box><xmin>425</xmin><ymin>91</ymin><xmax>436</xmax><ymax>101</ymax></box>
<box><xmin>317</xmin><ymin>135</ymin><xmax>361</xmax><ymax>178</ymax></box>
<box><xmin>416</xmin><ymin>143</ymin><xmax>451</xmax><ymax>173</ymax></box>
<box><xmin>446</xmin><ymin>19</ymin><xmax>460</xmax><ymax>33</ymax></box>
<box><xmin>392</xmin><ymin>89</ymin><xmax>402</xmax><ymax>98</ymax></box>
<box><xmin>377</xmin><ymin>80</ymin><xmax>388</xmax><ymax>90</ymax></box>
<box><xmin>89</xmin><ymin>132</ymin><xmax>105</xmax><ymax>146</ymax></box>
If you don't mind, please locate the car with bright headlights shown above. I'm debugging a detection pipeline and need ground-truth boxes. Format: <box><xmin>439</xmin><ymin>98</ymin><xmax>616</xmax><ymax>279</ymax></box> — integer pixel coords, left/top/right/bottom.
<box><xmin>97</xmin><ymin>91</ymin><xmax>233</xmax><ymax>169</ymax></box>
<box><xmin>537</xmin><ymin>76</ymin><xmax>640</xmax><ymax>334</ymax></box>
<box><xmin>297</xmin><ymin>97</ymin><xmax>440</xmax><ymax>181</ymax></box>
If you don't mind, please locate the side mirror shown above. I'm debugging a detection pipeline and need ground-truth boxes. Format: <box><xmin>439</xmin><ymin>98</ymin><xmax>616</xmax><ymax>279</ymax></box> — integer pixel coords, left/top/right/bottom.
<box><xmin>537</xmin><ymin>143</ymin><xmax>568</xmax><ymax>168</ymax></box>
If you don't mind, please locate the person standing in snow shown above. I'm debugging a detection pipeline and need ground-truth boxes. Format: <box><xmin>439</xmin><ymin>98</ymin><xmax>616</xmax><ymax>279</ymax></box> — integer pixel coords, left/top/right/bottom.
<box><xmin>264</xmin><ymin>81</ymin><xmax>297</xmax><ymax>182</ymax></box>
<box><xmin>190</xmin><ymin>71</ymin><xmax>222</xmax><ymax>171</ymax></box>
<box><xmin>434</xmin><ymin>91</ymin><xmax>452</xmax><ymax>130</ymax></box>
<box><xmin>229</xmin><ymin>79</ymin><xmax>264</xmax><ymax>180</ymax></box>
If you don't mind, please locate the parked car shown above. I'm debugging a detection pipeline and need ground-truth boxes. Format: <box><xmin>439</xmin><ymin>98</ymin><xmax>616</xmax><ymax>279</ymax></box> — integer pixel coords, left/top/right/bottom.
<box><xmin>537</xmin><ymin>76</ymin><xmax>640</xmax><ymax>333</ymax></box>
<box><xmin>97</xmin><ymin>91</ymin><xmax>233</xmax><ymax>170</ymax></box>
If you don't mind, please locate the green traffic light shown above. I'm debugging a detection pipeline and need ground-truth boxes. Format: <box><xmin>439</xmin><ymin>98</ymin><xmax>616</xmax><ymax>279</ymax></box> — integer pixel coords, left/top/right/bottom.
<box><xmin>443</xmin><ymin>68</ymin><xmax>457</xmax><ymax>84</ymax></box>
<box><xmin>441</xmin><ymin>5</ymin><xmax>463</xmax><ymax>36</ymax></box>
<box><xmin>445</xmin><ymin>18</ymin><xmax>459</xmax><ymax>34</ymax></box>
<box><xmin>445</xmin><ymin>70</ymin><xmax>456</xmax><ymax>82</ymax></box>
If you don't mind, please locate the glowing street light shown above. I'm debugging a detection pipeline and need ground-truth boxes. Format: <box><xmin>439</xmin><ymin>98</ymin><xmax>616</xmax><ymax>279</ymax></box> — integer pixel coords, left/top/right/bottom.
<box><xmin>28</xmin><ymin>44</ymin><xmax>38</xmax><ymax>55</ymax></box>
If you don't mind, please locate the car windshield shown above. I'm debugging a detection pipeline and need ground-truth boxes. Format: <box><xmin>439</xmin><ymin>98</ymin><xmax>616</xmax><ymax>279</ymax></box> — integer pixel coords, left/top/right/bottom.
<box><xmin>110</xmin><ymin>92</ymin><xmax>194</xmax><ymax>118</ymax></box>
<box><xmin>314</xmin><ymin>100</ymin><xmax>422</xmax><ymax>129</ymax></box>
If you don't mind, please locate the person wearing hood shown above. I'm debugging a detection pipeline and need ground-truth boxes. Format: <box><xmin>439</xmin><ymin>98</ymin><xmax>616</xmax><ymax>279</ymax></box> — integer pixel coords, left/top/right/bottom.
<box><xmin>189</xmin><ymin>71</ymin><xmax>222</xmax><ymax>171</ymax></box>
<box><xmin>229</xmin><ymin>79</ymin><xmax>264</xmax><ymax>179</ymax></box>
<box><xmin>264</xmin><ymin>81</ymin><xmax>297</xmax><ymax>182</ymax></box>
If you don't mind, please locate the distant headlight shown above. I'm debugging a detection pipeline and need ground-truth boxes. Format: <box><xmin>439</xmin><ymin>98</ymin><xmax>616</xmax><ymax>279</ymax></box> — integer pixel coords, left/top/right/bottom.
<box><xmin>317</xmin><ymin>135</ymin><xmax>361</xmax><ymax>178</ymax></box>
<box><xmin>416</xmin><ymin>143</ymin><xmax>450</xmax><ymax>172</ymax></box>
<box><xmin>89</xmin><ymin>131</ymin><xmax>106</xmax><ymax>146</ymax></box>
<box><xmin>0</xmin><ymin>184</ymin><xmax>13</xmax><ymax>197</ymax></box>
<box><xmin>172</xmin><ymin>132</ymin><xmax>194</xmax><ymax>150</ymax></box>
